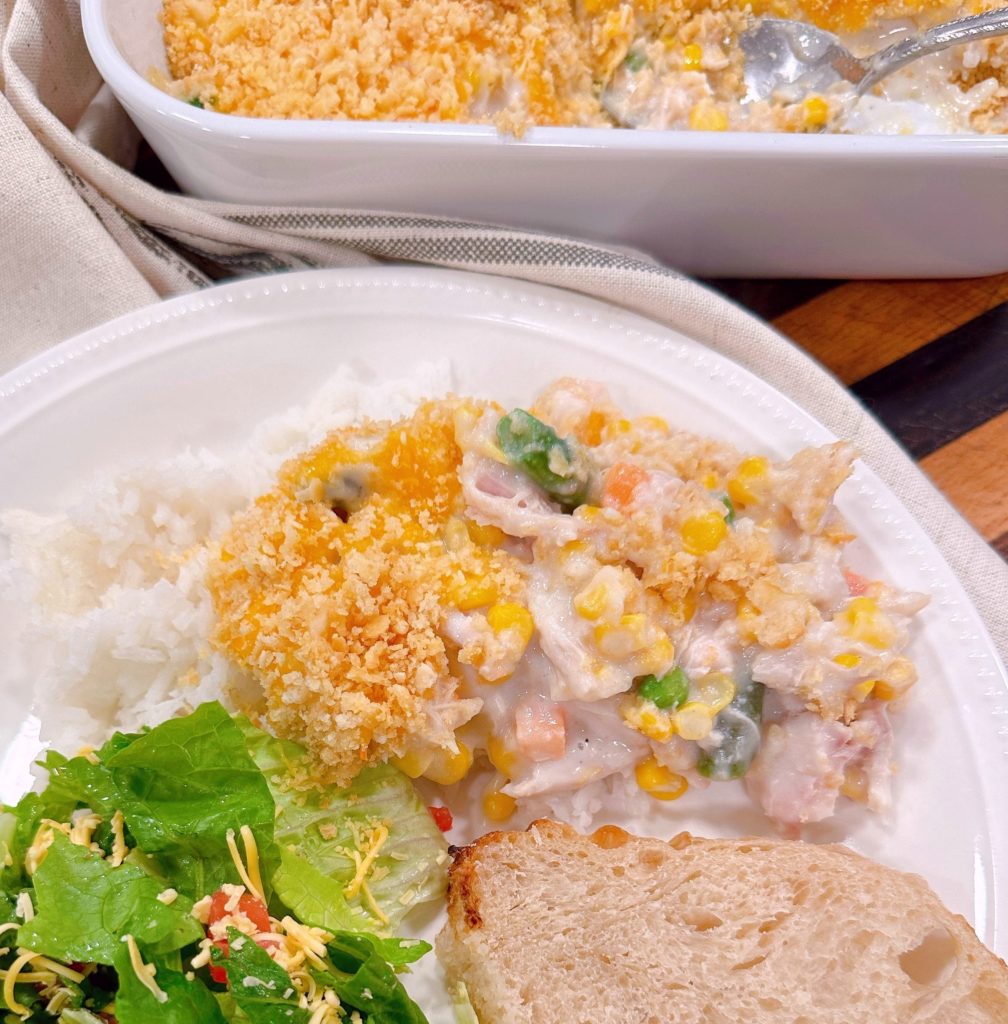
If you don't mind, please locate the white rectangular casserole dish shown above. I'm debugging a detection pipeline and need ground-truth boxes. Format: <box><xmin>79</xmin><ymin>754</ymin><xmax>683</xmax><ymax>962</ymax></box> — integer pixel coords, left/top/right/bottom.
<box><xmin>82</xmin><ymin>0</ymin><xmax>1008</xmax><ymax>278</ymax></box>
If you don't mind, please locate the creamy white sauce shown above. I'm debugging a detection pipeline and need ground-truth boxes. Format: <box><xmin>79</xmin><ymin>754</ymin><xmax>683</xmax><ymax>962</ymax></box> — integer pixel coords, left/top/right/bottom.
<box><xmin>837</xmin><ymin>22</ymin><xmax>1000</xmax><ymax>134</ymax></box>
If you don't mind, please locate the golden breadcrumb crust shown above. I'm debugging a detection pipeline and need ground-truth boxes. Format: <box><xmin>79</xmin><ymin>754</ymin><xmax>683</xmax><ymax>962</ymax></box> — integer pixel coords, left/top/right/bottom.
<box><xmin>161</xmin><ymin>0</ymin><xmax>1007</xmax><ymax>131</ymax></box>
<box><xmin>208</xmin><ymin>399</ymin><xmax>524</xmax><ymax>785</ymax></box>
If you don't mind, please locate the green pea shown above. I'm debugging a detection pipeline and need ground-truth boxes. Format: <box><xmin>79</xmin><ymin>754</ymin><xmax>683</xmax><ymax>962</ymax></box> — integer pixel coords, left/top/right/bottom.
<box><xmin>624</xmin><ymin>51</ymin><xmax>648</xmax><ymax>72</ymax></box>
<box><xmin>637</xmin><ymin>668</ymin><xmax>689</xmax><ymax>710</ymax></box>
<box><xmin>496</xmin><ymin>409</ymin><xmax>593</xmax><ymax>511</ymax></box>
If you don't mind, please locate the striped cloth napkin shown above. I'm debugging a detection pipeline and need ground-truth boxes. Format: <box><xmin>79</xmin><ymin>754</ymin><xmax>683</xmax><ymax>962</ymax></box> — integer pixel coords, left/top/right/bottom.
<box><xmin>2</xmin><ymin>0</ymin><xmax>1006</xmax><ymax>663</ymax></box>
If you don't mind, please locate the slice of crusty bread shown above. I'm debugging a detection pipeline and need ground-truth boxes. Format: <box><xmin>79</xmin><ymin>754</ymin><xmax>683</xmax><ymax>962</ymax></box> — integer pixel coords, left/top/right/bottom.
<box><xmin>436</xmin><ymin>820</ymin><xmax>1008</xmax><ymax>1024</ymax></box>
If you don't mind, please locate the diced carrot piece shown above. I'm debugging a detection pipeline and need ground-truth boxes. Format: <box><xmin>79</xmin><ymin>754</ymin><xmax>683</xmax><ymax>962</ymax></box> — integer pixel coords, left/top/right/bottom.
<box><xmin>603</xmin><ymin>463</ymin><xmax>649</xmax><ymax>510</ymax></box>
<box><xmin>514</xmin><ymin>698</ymin><xmax>567</xmax><ymax>761</ymax></box>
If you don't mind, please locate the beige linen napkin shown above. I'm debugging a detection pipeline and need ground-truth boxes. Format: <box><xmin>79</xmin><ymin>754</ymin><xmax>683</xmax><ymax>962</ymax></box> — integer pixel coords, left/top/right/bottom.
<box><xmin>2</xmin><ymin>0</ymin><xmax>1006</xmax><ymax>662</ymax></box>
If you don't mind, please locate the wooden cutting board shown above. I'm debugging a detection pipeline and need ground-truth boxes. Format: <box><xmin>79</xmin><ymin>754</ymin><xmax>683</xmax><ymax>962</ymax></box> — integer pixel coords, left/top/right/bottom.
<box><xmin>714</xmin><ymin>273</ymin><xmax>1008</xmax><ymax>560</ymax></box>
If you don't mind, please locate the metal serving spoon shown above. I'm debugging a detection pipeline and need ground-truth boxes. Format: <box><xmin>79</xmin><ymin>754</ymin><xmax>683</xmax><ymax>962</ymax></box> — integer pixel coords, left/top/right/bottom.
<box><xmin>740</xmin><ymin>6</ymin><xmax>1008</xmax><ymax>104</ymax></box>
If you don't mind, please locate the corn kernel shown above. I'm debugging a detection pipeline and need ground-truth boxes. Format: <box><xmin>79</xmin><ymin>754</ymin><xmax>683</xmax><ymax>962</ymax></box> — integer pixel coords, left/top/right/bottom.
<box><xmin>681</xmin><ymin>512</ymin><xmax>728</xmax><ymax>555</ymax></box>
<box><xmin>487</xmin><ymin>735</ymin><xmax>518</xmax><ymax>776</ymax></box>
<box><xmin>579</xmin><ymin>410</ymin><xmax>608</xmax><ymax>446</ymax></box>
<box><xmin>674</xmin><ymin>702</ymin><xmax>715</xmax><ymax>741</ymax></box>
<box><xmin>640</xmin><ymin>708</ymin><xmax>672</xmax><ymax>740</ymax></box>
<box><xmin>605</xmin><ymin>418</ymin><xmax>633</xmax><ymax>437</ymax></box>
<box><xmin>578</xmin><ymin>505</ymin><xmax>603</xmax><ymax>521</ymax></box>
<box><xmin>873</xmin><ymin>681</ymin><xmax>898</xmax><ymax>701</ymax></box>
<box><xmin>850</xmin><ymin>679</ymin><xmax>876</xmax><ymax>701</ymax></box>
<box><xmin>392</xmin><ymin>749</ymin><xmax>432</xmax><ymax>779</ymax></box>
<box><xmin>560</xmin><ymin>540</ymin><xmax>588</xmax><ymax>558</ymax></box>
<box><xmin>594</xmin><ymin>614</ymin><xmax>649</xmax><ymax>659</ymax></box>
<box><xmin>840</xmin><ymin>765</ymin><xmax>869</xmax><ymax>803</ymax></box>
<box><xmin>803</xmin><ymin>95</ymin><xmax>829</xmax><ymax>128</ymax></box>
<box><xmin>483</xmin><ymin>790</ymin><xmax>517</xmax><ymax>822</ymax></box>
<box><xmin>682</xmin><ymin>42</ymin><xmax>703</xmax><ymax>69</ymax></box>
<box><xmin>636</xmin><ymin>635</ymin><xmax>676</xmax><ymax>676</ymax></box>
<box><xmin>833</xmin><ymin>652</ymin><xmax>861</xmax><ymax>669</ymax></box>
<box><xmin>623</xmin><ymin>702</ymin><xmax>675</xmax><ymax>742</ymax></box>
<box><xmin>837</xmin><ymin>597</ymin><xmax>896</xmax><ymax>649</ymax></box>
<box><xmin>885</xmin><ymin>656</ymin><xmax>916</xmax><ymax>688</ymax></box>
<box><xmin>736</xmin><ymin>596</ymin><xmax>759</xmax><ymax>644</ymax></box>
<box><xmin>702</xmin><ymin>472</ymin><xmax>719</xmax><ymax>490</ymax></box>
<box><xmin>727</xmin><ymin>456</ymin><xmax>769</xmax><ymax>507</ymax></box>
<box><xmin>480</xmin><ymin>671</ymin><xmax>512</xmax><ymax>686</ymax></box>
<box><xmin>486</xmin><ymin>602</ymin><xmax>535</xmax><ymax>647</ymax></box>
<box><xmin>573</xmin><ymin>582</ymin><xmax>609</xmax><ymax>621</ymax></box>
<box><xmin>688</xmin><ymin>104</ymin><xmax>729</xmax><ymax>131</ymax></box>
<box><xmin>465</xmin><ymin>520</ymin><xmax>505</xmax><ymax>547</ymax></box>
<box><xmin>634</xmin><ymin>757</ymin><xmax>688</xmax><ymax>801</ymax></box>
<box><xmin>423</xmin><ymin>741</ymin><xmax>473</xmax><ymax>786</ymax></box>
<box><xmin>453</xmin><ymin>577</ymin><xmax>498</xmax><ymax>611</ymax></box>
<box><xmin>442</xmin><ymin>517</ymin><xmax>470</xmax><ymax>552</ymax></box>
<box><xmin>636</xmin><ymin>415</ymin><xmax>670</xmax><ymax>434</ymax></box>
<box><xmin>690</xmin><ymin>672</ymin><xmax>735</xmax><ymax>713</ymax></box>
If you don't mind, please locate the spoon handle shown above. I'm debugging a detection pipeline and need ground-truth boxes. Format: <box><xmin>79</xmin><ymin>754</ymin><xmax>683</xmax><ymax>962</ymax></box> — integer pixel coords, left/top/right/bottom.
<box><xmin>858</xmin><ymin>6</ymin><xmax>1008</xmax><ymax>94</ymax></box>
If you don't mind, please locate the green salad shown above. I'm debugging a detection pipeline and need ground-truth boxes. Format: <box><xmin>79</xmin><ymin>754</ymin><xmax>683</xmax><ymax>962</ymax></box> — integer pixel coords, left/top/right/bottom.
<box><xmin>0</xmin><ymin>702</ymin><xmax>448</xmax><ymax>1023</ymax></box>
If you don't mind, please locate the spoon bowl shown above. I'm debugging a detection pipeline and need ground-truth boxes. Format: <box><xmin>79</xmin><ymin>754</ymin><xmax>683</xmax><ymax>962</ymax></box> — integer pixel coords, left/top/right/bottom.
<box><xmin>740</xmin><ymin>7</ymin><xmax>1008</xmax><ymax>108</ymax></box>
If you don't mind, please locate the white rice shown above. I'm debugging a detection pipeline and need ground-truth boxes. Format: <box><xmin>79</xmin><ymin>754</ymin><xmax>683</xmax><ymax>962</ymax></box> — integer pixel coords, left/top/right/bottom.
<box><xmin>0</xmin><ymin>358</ymin><xmax>644</xmax><ymax>829</ymax></box>
<box><xmin>0</xmin><ymin>362</ymin><xmax>452</xmax><ymax>753</ymax></box>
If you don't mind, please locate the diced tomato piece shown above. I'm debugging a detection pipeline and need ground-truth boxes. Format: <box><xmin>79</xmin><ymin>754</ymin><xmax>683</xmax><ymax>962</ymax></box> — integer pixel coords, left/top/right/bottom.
<box><xmin>602</xmin><ymin>463</ymin><xmax>649</xmax><ymax>510</ymax></box>
<box><xmin>208</xmin><ymin>889</ymin><xmax>271</xmax><ymax>932</ymax></box>
<box><xmin>428</xmin><ymin>805</ymin><xmax>453</xmax><ymax>832</ymax></box>
<box><xmin>206</xmin><ymin>888</ymin><xmax>274</xmax><ymax>984</ymax></box>
<box><xmin>514</xmin><ymin>698</ymin><xmax>566</xmax><ymax>762</ymax></box>
<box><xmin>843</xmin><ymin>568</ymin><xmax>871</xmax><ymax>596</ymax></box>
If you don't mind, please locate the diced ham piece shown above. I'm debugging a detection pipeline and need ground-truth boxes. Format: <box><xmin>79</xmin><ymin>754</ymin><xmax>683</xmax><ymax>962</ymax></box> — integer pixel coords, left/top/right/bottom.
<box><xmin>460</xmin><ymin>453</ymin><xmax>581</xmax><ymax>543</ymax></box>
<box><xmin>844</xmin><ymin>567</ymin><xmax>871</xmax><ymax>596</ymax></box>
<box><xmin>745</xmin><ymin>705</ymin><xmax>894</xmax><ymax>834</ymax></box>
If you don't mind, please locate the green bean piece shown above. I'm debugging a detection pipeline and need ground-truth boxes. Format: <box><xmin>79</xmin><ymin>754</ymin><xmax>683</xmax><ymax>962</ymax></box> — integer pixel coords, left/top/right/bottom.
<box><xmin>696</xmin><ymin>677</ymin><xmax>765</xmax><ymax>780</ymax></box>
<box><xmin>496</xmin><ymin>409</ymin><xmax>593</xmax><ymax>511</ymax></box>
<box><xmin>721</xmin><ymin>494</ymin><xmax>736</xmax><ymax>524</ymax></box>
<box><xmin>638</xmin><ymin>668</ymin><xmax>689</xmax><ymax>710</ymax></box>
<box><xmin>188</xmin><ymin>96</ymin><xmax>205</xmax><ymax>108</ymax></box>
<box><xmin>624</xmin><ymin>51</ymin><xmax>649</xmax><ymax>72</ymax></box>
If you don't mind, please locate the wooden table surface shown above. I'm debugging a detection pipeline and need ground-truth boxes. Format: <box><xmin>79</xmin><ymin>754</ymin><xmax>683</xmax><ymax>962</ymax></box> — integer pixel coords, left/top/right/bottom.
<box><xmin>711</xmin><ymin>274</ymin><xmax>1008</xmax><ymax>560</ymax></box>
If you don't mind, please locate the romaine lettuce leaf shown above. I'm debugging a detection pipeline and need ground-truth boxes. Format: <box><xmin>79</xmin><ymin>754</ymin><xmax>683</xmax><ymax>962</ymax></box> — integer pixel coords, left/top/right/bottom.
<box><xmin>323</xmin><ymin>932</ymin><xmax>429</xmax><ymax>1024</ymax></box>
<box><xmin>58</xmin><ymin>1010</ymin><xmax>106</xmax><ymax>1024</ymax></box>
<box><xmin>113</xmin><ymin>947</ymin><xmax>227</xmax><ymax>1024</ymax></box>
<box><xmin>271</xmin><ymin>848</ymin><xmax>430</xmax><ymax>966</ymax></box>
<box><xmin>451</xmin><ymin>981</ymin><xmax>481</xmax><ymax>1024</ymax></box>
<box><xmin>1</xmin><ymin>785</ymin><xmax>80</xmax><ymax>892</ymax></box>
<box><xmin>213</xmin><ymin>926</ymin><xmax>309</xmax><ymax>1023</ymax></box>
<box><xmin>47</xmin><ymin>702</ymin><xmax>277</xmax><ymax>899</ymax></box>
<box><xmin>239</xmin><ymin>719</ymin><xmax>446</xmax><ymax>929</ymax></box>
<box><xmin>17</xmin><ymin>834</ymin><xmax>202</xmax><ymax>964</ymax></box>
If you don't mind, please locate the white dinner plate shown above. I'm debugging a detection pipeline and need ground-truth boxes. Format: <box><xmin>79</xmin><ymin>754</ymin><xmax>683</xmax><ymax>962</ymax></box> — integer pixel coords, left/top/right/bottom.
<box><xmin>1</xmin><ymin>267</ymin><xmax>1006</xmax><ymax>1020</ymax></box>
